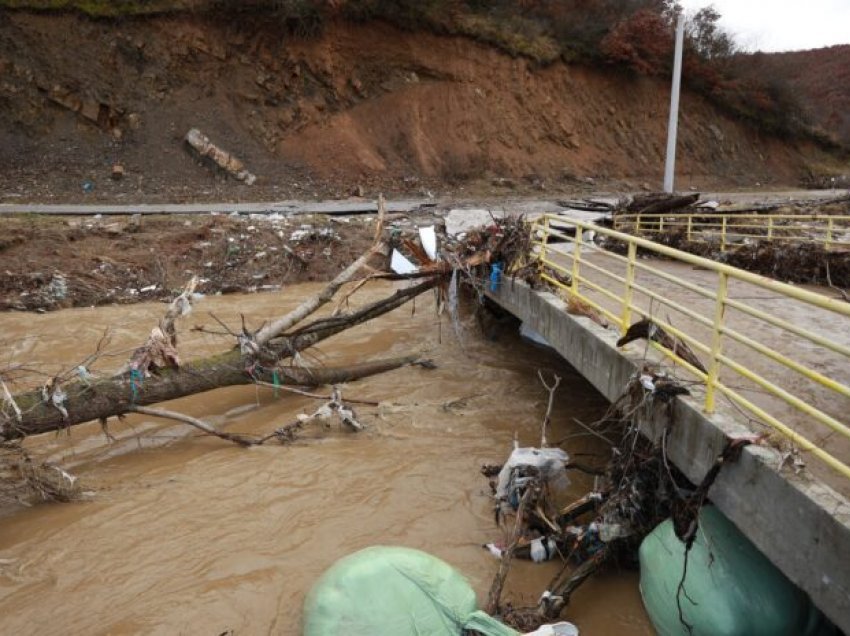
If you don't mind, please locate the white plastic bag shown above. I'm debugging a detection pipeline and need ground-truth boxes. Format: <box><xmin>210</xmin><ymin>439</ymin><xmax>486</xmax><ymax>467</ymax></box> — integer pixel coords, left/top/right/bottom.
<box><xmin>525</xmin><ymin>622</ymin><xmax>579</xmax><ymax>636</ymax></box>
<box><xmin>495</xmin><ymin>446</ymin><xmax>569</xmax><ymax>503</ymax></box>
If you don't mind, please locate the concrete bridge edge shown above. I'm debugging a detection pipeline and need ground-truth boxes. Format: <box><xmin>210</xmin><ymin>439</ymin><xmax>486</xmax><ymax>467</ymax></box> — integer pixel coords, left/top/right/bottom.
<box><xmin>487</xmin><ymin>278</ymin><xmax>850</xmax><ymax>633</ymax></box>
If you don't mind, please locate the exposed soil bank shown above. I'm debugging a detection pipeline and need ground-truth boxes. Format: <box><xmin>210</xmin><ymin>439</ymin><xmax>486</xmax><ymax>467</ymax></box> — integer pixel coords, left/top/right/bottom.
<box><xmin>1</xmin><ymin>14</ymin><xmax>841</xmax><ymax>202</ymax></box>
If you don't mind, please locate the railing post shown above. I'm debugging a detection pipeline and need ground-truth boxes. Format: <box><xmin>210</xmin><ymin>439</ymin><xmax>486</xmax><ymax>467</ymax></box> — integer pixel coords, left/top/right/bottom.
<box><xmin>767</xmin><ymin>216</ymin><xmax>774</xmax><ymax>241</ymax></box>
<box><xmin>720</xmin><ymin>216</ymin><xmax>727</xmax><ymax>251</ymax></box>
<box><xmin>621</xmin><ymin>241</ymin><xmax>638</xmax><ymax>335</ymax></box>
<box><xmin>686</xmin><ymin>216</ymin><xmax>693</xmax><ymax>242</ymax></box>
<box><xmin>826</xmin><ymin>217</ymin><xmax>834</xmax><ymax>250</ymax></box>
<box><xmin>538</xmin><ymin>215</ymin><xmax>550</xmax><ymax>271</ymax></box>
<box><xmin>705</xmin><ymin>271</ymin><xmax>728</xmax><ymax>414</ymax></box>
<box><xmin>636</xmin><ymin>213</ymin><xmax>642</xmax><ymax>235</ymax></box>
<box><xmin>659</xmin><ymin>216</ymin><xmax>665</xmax><ymax>233</ymax></box>
<box><xmin>571</xmin><ymin>225</ymin><xmax>582</xmax><ymax>296</ymax></box>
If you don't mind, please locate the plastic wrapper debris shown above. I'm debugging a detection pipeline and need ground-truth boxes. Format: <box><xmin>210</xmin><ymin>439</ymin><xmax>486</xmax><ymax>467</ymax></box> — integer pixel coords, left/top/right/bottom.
<box><xmin>529</xmin><ymin>537</ymin><xmax>558</xmax><ymax>563</ymax></box>
<box><xmin>490</xmin><ymin>262</ymin><xmax>503</xmax><ymax>291</ymax></box>
<box><xmin>419</xmin><ymin>225</ymin><xmax>438</xmax><ymax>260</ymax></box>
<box><xmin>597</xmin><ymin>521</ymin><xmax>632</xmax><ymax>542</ymax></box>
<box><xmin>484</xmin><ymin>543</ymin><xmax>504</xmax><ymax>559</ymax></box>
<box><xmin>391</xmin><ymin>249</ymin><xmax>418</xmax><ymax>274</ymax></box>
<box><xmin>496</xmin><ymin>446</ymin><xmax>569</xmax><ymax>508</ymax></box>
<box><xmin>525</xmin><ymin>622</ymin><xmax>579</xmax><ymax>636</ymax></box>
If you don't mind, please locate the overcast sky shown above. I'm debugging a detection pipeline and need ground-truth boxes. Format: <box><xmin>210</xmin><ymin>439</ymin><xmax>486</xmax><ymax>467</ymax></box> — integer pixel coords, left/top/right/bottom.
<box><xmin>677</xmin><ymin>0</ymin><xmax>850</xmax><ymax>52</ymax></box>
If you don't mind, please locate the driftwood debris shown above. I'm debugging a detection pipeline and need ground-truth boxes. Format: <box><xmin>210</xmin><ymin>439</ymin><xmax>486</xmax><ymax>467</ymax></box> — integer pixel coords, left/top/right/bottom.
<box><xmin>184</xmin><ymin>128</ymin><xmax>256</xmax><ymax>185</ymax></box>
<box><xmin>129</xmin><ymin>382</ymin><xmax>374</xmax><ymax>447</ymax></box>
<box><xmin>482</xmin><ymin>366</ymin><xmax>750</xmax><ymax>632</ymax></box>
<box><xmin>627</xmin><ymin>192</ymin><xmax>700</xmax><ymax>215</ymax></box>
<box><xmin>0</xmin><ymin>198</ymin><xmax>395</xmax><ymax>440</ymax></box>
<box><xmin>617</xmin><ymin>317</ymin><xmax>707</xmax><ymax>374</ymax></box>
<box><xmin>0</xmin><ymin>208</ymin><xmax>524</xmax><ymax>509</ymax></box>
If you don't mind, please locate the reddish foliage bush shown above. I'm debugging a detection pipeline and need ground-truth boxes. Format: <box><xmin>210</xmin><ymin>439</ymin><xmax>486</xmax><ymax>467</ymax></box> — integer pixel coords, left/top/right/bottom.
<box><xmin>599</xmin><ymin>8</ymin><xmax>673</xmax><ymax>74</ymax></box>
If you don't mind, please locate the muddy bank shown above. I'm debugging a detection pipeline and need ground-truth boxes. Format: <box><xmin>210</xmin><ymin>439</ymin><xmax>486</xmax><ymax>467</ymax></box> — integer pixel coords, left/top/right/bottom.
<box><xmin>0</xmin><ymin>212</ymin><xmax>386</xmax><ymax>311</ymax></box>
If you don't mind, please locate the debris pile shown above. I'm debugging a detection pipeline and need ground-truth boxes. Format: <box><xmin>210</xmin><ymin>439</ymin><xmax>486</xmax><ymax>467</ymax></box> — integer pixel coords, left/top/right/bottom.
<box><xmin>682</xmin><ymin>240</ymin><xmax>850</xmax><ymax>289</ymax></box>
<box><xmin>0</xmin><ymin>443</ymin><xmax>81</xmax><ymax>506</ymax></box>
<box><xmin>608</xmin><ymin>193</ymin><xmax>850</xmax><ymax>289</ymax></box>
<box><xmin>480</xmin><ymin>368</ymin><xmax>739</xmax><ymax>632</ymax></box>
<box><xmin>0</xmin><ymin>213</ymin><xmax>376</xmax><ymax>311</ymax></box>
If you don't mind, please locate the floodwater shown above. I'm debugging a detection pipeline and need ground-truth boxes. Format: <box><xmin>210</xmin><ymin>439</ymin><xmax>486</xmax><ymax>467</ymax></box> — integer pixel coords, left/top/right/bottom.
<box><xmin>0</xmin><ymin>282</ymin><xmax>652</xmax><ymax>635</ymax></box>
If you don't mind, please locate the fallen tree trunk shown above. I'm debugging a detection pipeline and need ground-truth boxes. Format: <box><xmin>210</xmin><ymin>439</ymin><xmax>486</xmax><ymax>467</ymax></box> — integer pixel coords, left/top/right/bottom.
<box><xmin>254</xmin><ymin>227</ymin><xmax>388</xmax><ymax>345</ymax></box>
<box><xmin>4</xmin><ymin>354</ymin><xmax>424</xmax><ymax>440</ymax></box>
<box><xmin>1</xmin><ymin>276</ymin><xmax>438</xmax><ymax>440</ymax></box>
<box><xmin>628</xmin><ymin>192</ymin><xmax>699</xmax><ymax>215</ymax></box>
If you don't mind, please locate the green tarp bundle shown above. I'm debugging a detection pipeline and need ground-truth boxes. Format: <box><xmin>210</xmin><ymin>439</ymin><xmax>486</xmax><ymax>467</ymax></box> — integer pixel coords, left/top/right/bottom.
<box><xmin>303</xmin><ymin>546</ymin><xmax>519</xmax><ymax>636</ymax></box>
<box><xmin>639</xmin><ymin>505</ymin><xmax>834</xmax><ymax>636</ymax></box>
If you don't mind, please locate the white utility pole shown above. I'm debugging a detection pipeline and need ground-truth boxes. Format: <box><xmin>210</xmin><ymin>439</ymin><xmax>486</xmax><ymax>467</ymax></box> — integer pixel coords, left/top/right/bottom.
<box><xmin>663</xmin><ymin>13</ymin><xmax>685</xmax><ymax>193</ymax></box>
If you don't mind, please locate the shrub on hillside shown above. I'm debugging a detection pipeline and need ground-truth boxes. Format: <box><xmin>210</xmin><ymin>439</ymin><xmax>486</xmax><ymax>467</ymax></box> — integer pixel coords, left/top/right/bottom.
<box><xmin>599</xmin><ymin>8</ymin><xmax>673</xmax><ymax>74</ymax></box>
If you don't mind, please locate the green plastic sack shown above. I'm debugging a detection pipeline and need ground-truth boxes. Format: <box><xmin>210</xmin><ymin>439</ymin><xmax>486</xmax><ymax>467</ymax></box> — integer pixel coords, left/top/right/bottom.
<box><xmin>639</xmin><ymin>505</ymin><xmax>833</xmax><ymax>636</ymax></box>
<box><xmin>303</xmin><ymin>546</ymin><xmax>519</xmax><ymax>636</ymax></box>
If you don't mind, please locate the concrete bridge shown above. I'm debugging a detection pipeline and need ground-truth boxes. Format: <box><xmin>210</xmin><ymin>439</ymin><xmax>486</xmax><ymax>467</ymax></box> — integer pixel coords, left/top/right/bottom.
<box><xmin>486</xmin><ymin>213</ymin><xmax>850</xmax><ymax>633</ymax></box>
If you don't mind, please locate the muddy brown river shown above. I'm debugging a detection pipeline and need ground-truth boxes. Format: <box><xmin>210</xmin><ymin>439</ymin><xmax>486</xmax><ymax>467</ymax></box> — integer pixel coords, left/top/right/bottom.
<box><xmin>0</xmin><ymin>283</ymin><xmax>652</xmax><ymax>635</ymax></box>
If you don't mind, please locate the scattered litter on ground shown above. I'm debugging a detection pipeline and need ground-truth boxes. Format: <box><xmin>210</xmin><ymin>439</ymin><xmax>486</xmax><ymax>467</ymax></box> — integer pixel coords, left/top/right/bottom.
<box><xmin>0</xmin><ymin>213</ymin><xmax>375</xmax><ymax>311</ymax></box>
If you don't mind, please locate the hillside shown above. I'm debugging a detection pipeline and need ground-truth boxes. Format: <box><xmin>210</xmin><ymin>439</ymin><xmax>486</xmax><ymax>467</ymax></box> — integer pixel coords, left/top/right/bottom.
<box><xmin>0</xmin><ymin>10</ymin><xmax>843</xmax><ymax>202</ymax></box>
<box><xmin>742</xmin><ymin>45</ymin><xmax>850</xmax><ymax>148</ymax></box>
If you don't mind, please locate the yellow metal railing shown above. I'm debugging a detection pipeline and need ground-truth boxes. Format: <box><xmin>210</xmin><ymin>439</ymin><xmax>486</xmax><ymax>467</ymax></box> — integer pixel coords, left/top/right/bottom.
<box><xmin>613</xmin><ymin>213</ymin><xmax>850</xmax><ymax>251</ymax></box>
<box><xmin>533</xmin><ymin>214</ymin><xmax>850</xmax><ymax>481</ymax></box>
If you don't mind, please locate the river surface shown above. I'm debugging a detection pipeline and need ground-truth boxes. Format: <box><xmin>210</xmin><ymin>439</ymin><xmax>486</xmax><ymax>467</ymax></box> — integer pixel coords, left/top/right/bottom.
<box><xmin>0</xmin><ymin>282</ymin><xmax>652</xmax><ymax>635</ymax></box>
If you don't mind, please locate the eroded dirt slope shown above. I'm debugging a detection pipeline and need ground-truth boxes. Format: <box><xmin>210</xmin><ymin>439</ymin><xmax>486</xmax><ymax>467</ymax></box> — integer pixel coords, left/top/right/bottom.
<box><xmin>0</xmin><ymin>13</ymin><xmax>837</xmax><ymax>201</ymax></box>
